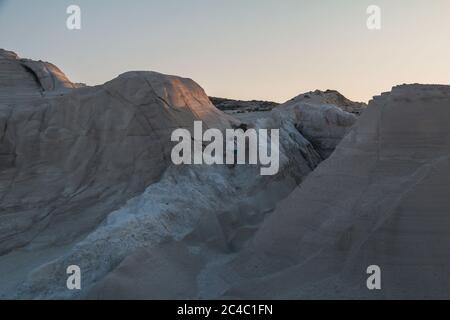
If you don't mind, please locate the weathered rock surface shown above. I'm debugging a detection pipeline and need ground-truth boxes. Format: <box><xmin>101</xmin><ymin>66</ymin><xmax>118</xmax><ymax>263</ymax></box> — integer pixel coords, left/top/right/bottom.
<box><xmin>210</xmin><ymin>92</ymin><xmax>359</xmax><ymax>159</ymax></box>
<box><xmin>0</xmin><ymin>49</ymin><xmax>76</xmax><ymax>103</ymax></box>
<box><xmin>11</xmin><ymin>93</ymin><xmax>348</xmax><ymax>299</ymax></box>
<box><xmin>290</xmin><ymin>89</ymin><xmax>367</xmax><ymax>115</ymax></box>
<box><xmin>222</xmin><ymin>84</ymin><xmax>450</xmax><ymax>299</ymax></box>
<box><xmin>209</xmin><ymin>97</ymin><xmax>280</xmax><ymax>113</ymax></box>
<box><xmin>274</xmin><ymin>98</ymin><xmax>357</xmax><ymax>159</ymax></box>
<box><xmin>0</xmin><ymin>49</ymin><xmax>358</xmax><ymax>299</ymax></box>
<box><xmin>0</xmin><ymin>50</ymin><xmax>235</xmax><ymax>258</ymax></box>
<box><xmin>83</xmin><ymin>84</ymin><xmax>450</xmax><ymax>300</ymax></box>
<box><xmin>61</xmin><ymin>91</ymin><xmax>356</xmax><ymax>300</ymax></box>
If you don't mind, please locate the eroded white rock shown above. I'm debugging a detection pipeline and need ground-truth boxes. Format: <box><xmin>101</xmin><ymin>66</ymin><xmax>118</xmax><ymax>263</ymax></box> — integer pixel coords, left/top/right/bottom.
<box><xmin>0</xmin><ymin>50</ymin><xmax>358</xmax><ymax>299</ymax></box>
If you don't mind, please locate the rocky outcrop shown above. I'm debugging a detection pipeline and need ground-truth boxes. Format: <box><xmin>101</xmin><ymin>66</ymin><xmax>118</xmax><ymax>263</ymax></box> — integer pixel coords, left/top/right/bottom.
<box><xmin>0</xmin><ymin>49</ymin><xmax>75</xmax><ymax>102</ymax></box>
<box><xmin>22</xmin><ymin>89</ymin><xmax>356</xmax><ymax>300</ymax></box>
<box><xmin>290</xmin><ymin>89</ymin><xmax>367</xmax><ymax>115</ymax></box>
<box><xmin>210</xmin><ymin>92</ymin><xmax>359</xmax><ymax>159</ymax></box>
<box><xmin>0</xmin><ymin>50</ymin><xmax>359</xmax><ymax>299</ymax></box>
<box><xmin>274</xmin><ymin>98</ymin><xmax>357</xmax><ymax>159</ymax></box>
<box><xmin>78</xmin><ymin>84</ymin><xmax>450</xmax><ymax>300</ymax></box>
<box><xmin>209</xmin><ymin>97</ymin><xmax>279</xmax><ymax>113</ymax></box>
<box><xmin>9</xmin><ymin>93</ymin><xmax>339</xmax><ymax>299</ymax></box>
<box><xmin>222</xmin><ymin>84</ymin><xmax>450</xmax><ymax>299</ymax></box>
<box><xmin>0</xmin><ymin>50</ymin><xmax>236</xmax><ymax>258</ymax></box>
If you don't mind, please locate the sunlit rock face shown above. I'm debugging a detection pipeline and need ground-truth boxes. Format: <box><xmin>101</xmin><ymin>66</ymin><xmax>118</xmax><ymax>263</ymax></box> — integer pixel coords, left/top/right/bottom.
<box><xmin>0</xmin><ymin>48</ymin><xmax>75</xmax><ymax>103</ymax></box>
<box><xmin>0</xmin><ymin>50</ymin><xmax>235</xmax><ymax>257</ymax></box>
<box><xmin>224</xmin><ymin>85</ymin><xmax>450</xmax><ymax>299</ymax></box>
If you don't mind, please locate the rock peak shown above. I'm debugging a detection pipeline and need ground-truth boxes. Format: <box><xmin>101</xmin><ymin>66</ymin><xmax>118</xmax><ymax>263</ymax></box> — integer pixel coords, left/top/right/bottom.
<box><xmin>287</xmin><ymin>89</ymin><xmax>367</xmax><ymax>115</ymax></box>
<box><xmin>0</xmin><ymin>49</ymin><xmax>19</xmax><ymax>60</ymax></box>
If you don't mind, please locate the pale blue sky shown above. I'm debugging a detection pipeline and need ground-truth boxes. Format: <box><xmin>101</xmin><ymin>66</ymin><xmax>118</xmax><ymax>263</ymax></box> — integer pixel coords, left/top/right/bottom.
<box><xmin>1</xmin><ymin>0</ymin><xmax>450</xmax><ymax>102</ymax></box>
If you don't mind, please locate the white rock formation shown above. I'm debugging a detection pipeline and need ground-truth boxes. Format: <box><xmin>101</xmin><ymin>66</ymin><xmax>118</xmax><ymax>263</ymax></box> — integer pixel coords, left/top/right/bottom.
<box><xmin>221</xmin><ymin>84</ymin><xmax>450</xmax><ymax>299</ymax></box>
<box><xmin>273</xmin><ymin>97</ymin><xmax>357</xmax><ymax>159</ymax></box>
<box><xmin>10</xmin><ymin>95</ymin><xmax>344</xmax><ymax>299</ymax></box>
<box><xmin>34</xmin><ymin>92</ymin><xmax>355</xmax><ymax>300</ymax></box>
<box><xmin>78</xmin><ymin>85</ymin><xmax>450</xmax><ymax>300</ymax></box>
<box><xmin>0</xmin><ymin>49</ymin><xmax>358</xmax><ymax>299</ymax></box>
<box><xmin>0</xmin><ymin>49</ymin><xmax>235</xmax><ymax>256</ymax></box>
<box><xmin>290</xmin><ymin>89</ymin><xmax>367</xmax><ymax>115</ymax></box>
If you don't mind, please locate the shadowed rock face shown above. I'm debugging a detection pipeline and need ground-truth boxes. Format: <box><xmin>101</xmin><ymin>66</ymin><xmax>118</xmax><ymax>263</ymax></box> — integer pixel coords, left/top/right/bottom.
<box><xmin>224</xmin><ymin>84</ymin><xmax>450</xmax><ymax>299</ymax></box>
<box><xmin>0</xmin><ymin>50</ymin><xmax>235</xmax><ymax>256</ymax></box>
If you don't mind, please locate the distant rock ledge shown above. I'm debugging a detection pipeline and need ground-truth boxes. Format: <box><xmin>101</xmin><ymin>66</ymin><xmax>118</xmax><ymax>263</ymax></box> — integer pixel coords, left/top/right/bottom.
<box><xmin>210</xmin><ymin>90</ymin><xmax>366</xmax><ymax>116</ymax></box>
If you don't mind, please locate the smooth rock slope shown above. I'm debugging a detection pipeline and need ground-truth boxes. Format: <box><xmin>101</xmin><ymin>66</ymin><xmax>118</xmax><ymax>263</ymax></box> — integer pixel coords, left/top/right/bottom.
<box><xmin>223</xmin><ymin>84</ymin><xmax>450</xmax><ymax>299</ymax></box>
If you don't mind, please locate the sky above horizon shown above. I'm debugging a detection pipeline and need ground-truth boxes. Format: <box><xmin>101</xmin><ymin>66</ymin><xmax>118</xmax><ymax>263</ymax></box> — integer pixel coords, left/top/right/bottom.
<box><xmin>1</xmin><ymin>0</ymin><xmax>450</xmax><ymax>103</ymax></box>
